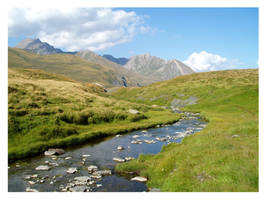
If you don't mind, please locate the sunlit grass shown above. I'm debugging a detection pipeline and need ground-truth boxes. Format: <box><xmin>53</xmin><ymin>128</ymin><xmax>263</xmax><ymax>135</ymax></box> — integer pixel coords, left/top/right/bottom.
<box><xmin>115</xmin><ymin>69</ymin><xmax>258</xmax><ymax>191</ymax></box>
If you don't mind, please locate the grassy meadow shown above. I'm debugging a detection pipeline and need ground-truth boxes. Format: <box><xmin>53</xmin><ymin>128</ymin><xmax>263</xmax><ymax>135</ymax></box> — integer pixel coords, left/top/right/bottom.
<box><xmin>8</xmin><ymin>68</ymin><xmax>180</xmax><ymax>162</ymax></box>
<box><xmin>114</xmin><ymin>69</ymin><xmax>258</xmax><ymax>191</ymax></box>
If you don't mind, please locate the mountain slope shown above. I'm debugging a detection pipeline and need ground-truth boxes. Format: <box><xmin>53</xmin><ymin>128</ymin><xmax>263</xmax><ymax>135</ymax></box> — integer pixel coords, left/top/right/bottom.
<box><xmin>124</xmin><ymin>53</ymin><xmax>195</xmax><ymax>81</ymax></box>
<box><xmin>8</xmin><ymin>47</ymin><xmax>154</xmax><ymax>87</ymax></box>
<box><xmin>114</xmin><ymin>69</ymin><xmax>258</xmax><ymax>192</ymax></box>
<box><xmin>102</xmin><ymin>54</ymin><xmax>129</xmax><ymax>65</ymax></box>
<box><xmin>8</xmin><ymin>68</ymin><xmax>181</xmax><ymax>161</ymax></box>
<box><xmin>15</xmin><ymin>38</ymin><xmax>64</xmax><ymax>55</ymax></box>
<box><xmin>76</xmin><ymin>50</ymin><xmax>156</xmax><ymax>86</ymax></box>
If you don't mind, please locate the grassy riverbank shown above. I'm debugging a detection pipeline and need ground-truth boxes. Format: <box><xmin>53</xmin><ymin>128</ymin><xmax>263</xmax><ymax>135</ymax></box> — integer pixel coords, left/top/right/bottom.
<box><xmin>114</xmin><ymin>69</ymin><xmax>258</xmax><ymax>191</ymax></box>
<box><xmin>8</xmin><ymin>68</ymin><xmax>180</xmax><ymax>162</ymax></box>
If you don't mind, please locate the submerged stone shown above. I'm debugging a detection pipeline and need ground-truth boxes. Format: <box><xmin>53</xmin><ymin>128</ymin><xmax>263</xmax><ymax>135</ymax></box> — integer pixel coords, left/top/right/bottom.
<box><xmin>66</xmin><ymin>167</ymin><xmax>77</xmax><ymax>174</ymax></box>
<box><xmin>69</xmin><ymin>186</ymin><xmax>88</xmax><ymax>192</ymax></box>
<box><xmin>88</xmin><ymin>165</ymin><xmax>98</xmax><ymax>173</ymax></box>
<box><xmin>35</xmin><ymin>165</ymin><xmax>50</xmax><ymax>171</ymax></box>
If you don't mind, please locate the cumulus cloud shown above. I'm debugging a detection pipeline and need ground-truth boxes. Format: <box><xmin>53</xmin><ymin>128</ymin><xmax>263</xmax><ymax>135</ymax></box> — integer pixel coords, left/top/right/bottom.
<box><xmin>183</xmin><ymin>51</ymin><xmax>242</xmax><ymax>72</ymax></box>
<box><xmin>9</xmin><ymin>8</ymin><xmax>148</xmax><ymax>51</ymax></box>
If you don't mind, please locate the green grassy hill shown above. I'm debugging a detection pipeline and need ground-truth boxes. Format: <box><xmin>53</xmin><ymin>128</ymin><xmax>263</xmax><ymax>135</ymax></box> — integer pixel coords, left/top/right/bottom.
<box><xmin>114</xmin><ymin>69</ymin><xmax>258</xmax><ymax>191</ymax></box>
<box><xmin>8</xmin><ymin>47</ymin><xmax>154</xmax><ymax>88</ymax></box>
<box><xmin>8</xmin><ymin>68</ymin><xmax>180</xmax><ymax>162</ymax></box>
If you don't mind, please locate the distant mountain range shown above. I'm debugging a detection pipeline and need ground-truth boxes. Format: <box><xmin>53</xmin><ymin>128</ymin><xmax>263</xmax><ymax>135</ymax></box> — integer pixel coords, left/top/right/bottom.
<box><xmin>124</xmin><ymin>53</ymin><xmax>194</xmax><ymax>81</ymax></box>
<box><xmin>12</xmin><ymin>38</ymin><xmax>194</xmax><ymax>87</ymax></box>
<box><xmin>102</xmin><ymin>54</ymin><xmax>129</xmax><ymax>65</ymax></box>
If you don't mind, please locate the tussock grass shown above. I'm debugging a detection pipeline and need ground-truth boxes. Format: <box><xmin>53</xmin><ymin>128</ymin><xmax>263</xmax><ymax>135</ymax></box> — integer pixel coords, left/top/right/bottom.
<box><xmin>115</xmin><ymin>69</ymin><xmax>258</xmax><ymax>192</ymax></box>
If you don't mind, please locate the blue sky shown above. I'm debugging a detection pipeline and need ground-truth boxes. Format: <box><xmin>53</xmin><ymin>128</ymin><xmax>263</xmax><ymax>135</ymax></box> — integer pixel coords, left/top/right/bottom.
<box><xmin>8</xmin><ymin>8</ymin><xmax>258</xmax><ymax>71</ymax></box>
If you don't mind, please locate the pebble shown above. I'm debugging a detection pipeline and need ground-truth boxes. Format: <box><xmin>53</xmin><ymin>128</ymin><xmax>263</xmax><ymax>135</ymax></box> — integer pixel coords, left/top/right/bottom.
<box><xmin>96</xmin><ymin>184</ymin><xmax>102</xmax><ymax>188</ymax></box>
<box><xmin>65</xmin><ymin>157</ymin><xmax>72</xmax><ymax>160</ymax></box>
<box><xmin>69</xmin><ymin>186</ymin><xmax>88</xmax><ymax>192</ymax></box>
<box><xmin>93</xmin><ymin>170</ymin><xmax>112</xmax><ymax>176</ymax></box>
<box><xmin>117</xmin><ymin>145</ymin><xmax>124</xmax><ymax>151</ymax></box>
<box><xmin>144</xmin><ymin>139</ymin><xmax>156</xmax><ymax>144</ymax></box>
<box><xmin>35</xmin><ymin>165</ymin><xmax>50</xmax><ymax>171</ymax></box>
<box><xmin>28</xmin><ymin>181</ymin><xmax>35</xmax><ymax>185</ymax></box>
<box><xmin>24</xmin><ymin>175</ymin><xmax>31</xmax><ymax>180</ymax></box>
<box><xmin>88</xmin><ymin>165</ymin><xmax>98</xmax><ymax>173</ymax></box>
<box><xmin>82</xmin><ymin>154</ymin><xmax>91</xmax><ymax>158</ymax></box>
<box><xmin>74</xmin><ymin>176</ymin><xmax>91</xmax><ymax>185</ymax></box>
<box><xmin>116</xmin><ymin>134</ymin><xmax>122</xmax><ymax>137</ymax></box>
<box><xmin>31</xmin><ymin>174</ymin><xmax>38</xmax><ymax>178</ymax></box>
<box><xmin>232</xmin><ymin>134</ymin><xmax>240</xmax><ymax>138</ymax></box>
<box><xmin>66</xmin><ymin>167</ymin><xmax>77</xmax><ymax>174</ymax></box>
<box><xmin>132</xmin><ymin>135</ymin><xmax>140</xmax><ymax>139</ymax></box>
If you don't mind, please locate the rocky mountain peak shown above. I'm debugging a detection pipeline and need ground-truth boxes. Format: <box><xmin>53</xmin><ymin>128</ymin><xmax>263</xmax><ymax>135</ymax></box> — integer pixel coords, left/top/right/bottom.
<box><xmin>15</xmin><ymin>38</ymin><xmax>63</xmax><ymax>55</ymax></box>
<box><xmin>124</xmin><ymin>54</ymin><xmax>194</xmax><ymax>81</ymax></box>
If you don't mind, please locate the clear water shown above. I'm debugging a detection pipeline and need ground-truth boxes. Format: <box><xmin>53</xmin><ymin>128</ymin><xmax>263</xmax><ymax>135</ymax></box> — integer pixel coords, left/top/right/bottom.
<box><xmin>8</xmin><ymin>114</ymin><xmax>207</xmax><ymax>192</ymax></box>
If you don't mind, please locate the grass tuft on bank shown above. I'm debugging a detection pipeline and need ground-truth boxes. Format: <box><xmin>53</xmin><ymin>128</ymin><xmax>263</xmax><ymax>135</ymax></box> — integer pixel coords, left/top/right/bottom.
<box><xmin>114</xmin><ymin>69</ymin><xmax>258</xmax><ymax>192</ymax></box>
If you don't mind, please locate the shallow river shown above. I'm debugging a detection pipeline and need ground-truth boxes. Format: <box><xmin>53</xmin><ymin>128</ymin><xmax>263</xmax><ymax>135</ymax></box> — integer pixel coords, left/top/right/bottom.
<box><xmin>8</xmin><ymin>113</ymin><xmax>207</xmax><ymax>192</ymax></box>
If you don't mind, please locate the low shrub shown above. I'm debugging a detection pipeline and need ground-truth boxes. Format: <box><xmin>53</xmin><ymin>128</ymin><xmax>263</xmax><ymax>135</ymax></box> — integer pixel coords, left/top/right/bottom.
<box><xmin>129</xmin><ymin>114</ymin><xmax>148</xmax><ymax>122</ymax></box>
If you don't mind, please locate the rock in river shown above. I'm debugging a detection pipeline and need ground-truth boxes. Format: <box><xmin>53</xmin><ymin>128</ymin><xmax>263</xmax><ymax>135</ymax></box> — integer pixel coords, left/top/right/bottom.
<box><xmin>66</xmin><ymin>167</ymin><xmax>77</xmax><ymax>174</ymax></box>
<box><xmin>131</xmin><ymin>176</ymin><xmax>147</xmax><ymax>182</ymax></box>
<box><xmin>117</xmin><ymin>145</ymin><xmax>124</xmax><ymax>151</ymax></box>
<box><xmin>88</xmin><ymin>165</ymin><xmax>98</xmax><ymax>173</ymax></box>
<box><xmin>144</xmin><ymin>139</ymin><xmax>156</xmax><ymax>144</ymax></box>
<box><xmin>92</xmin><ymin>170</ymin><xmax>112</xmax><ymax>176</ymax></box>
<box><xmin>82</xmin><ymin>154</ymin><xmax>91</xmax><ymax>158</ymax></box>
<box><xmin>26</xmin><ymin>187</ymin><xmax>39</xmax><ymax>192</ymax></box>
<box><xmin>69</xmin><ymin>186</ymin><xmax>89</xmax><ymax>192</ymax></box>
<box><xmin>74</xmin><ymin>176</ymin><xmax>91</xmax><ymax>185</ymax></box>
<box><xmin>44</xmin><ymin>148</ymin><xmax>65</xmax><ymax>156</ymax></box>
<box><xmin>113</xmin><ymin>157</ymin><xmax>125</xmax><ymax>163</ymax></box>
<box><xmin>35</xmin><ymin>165</ymin><xmax>50</xmax><ymax>171</ymax></box>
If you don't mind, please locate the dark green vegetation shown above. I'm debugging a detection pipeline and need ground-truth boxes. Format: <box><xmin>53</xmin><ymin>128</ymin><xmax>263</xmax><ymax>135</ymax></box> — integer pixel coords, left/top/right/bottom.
<box><xmin>8</xmin><ymin>68</ymin><xmax>180</xmax><ymax>162</ymax></box>
<box><xmin>114</xmin><ymin>69</ymin><xmax>258</xmax><ymax>191</ymax></box>
<box><xmin>8</xmin><ymin>47</ymin><xmax>154</xmax><ymax>87</ymax></box>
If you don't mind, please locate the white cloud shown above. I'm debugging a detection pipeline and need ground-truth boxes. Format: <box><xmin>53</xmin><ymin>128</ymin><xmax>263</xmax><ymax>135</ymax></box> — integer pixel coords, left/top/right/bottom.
<box><xmin>9</xmin><ymin>8</ymin><xmax>148</xmax><ymax>51</ymax></box>
<box><xmin>183</xmin><ymin>51</ymin><xmax>242</xmax><ymax>72</ymax></box>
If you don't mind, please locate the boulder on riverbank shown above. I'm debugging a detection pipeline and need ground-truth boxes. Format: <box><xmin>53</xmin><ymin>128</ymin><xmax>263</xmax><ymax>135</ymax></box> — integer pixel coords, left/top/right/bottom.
<box><xmin>128</xmin><ymin>109</ymin><xmax>140</xmax><ymax>114</ymax></box>
<box><xmin>131</xmin><ymin>176</ymin><xmax>147</xmax><ymax>182</ymax></box>
<box><xmin>113</xmin><ymin>157</ymin><xmax>125</xmax><ymax>163</ymax></box>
